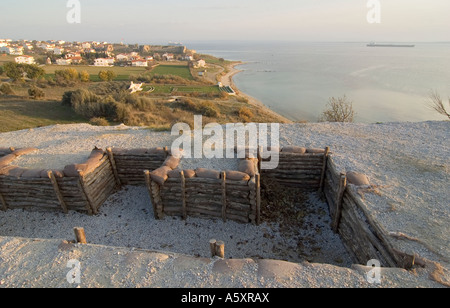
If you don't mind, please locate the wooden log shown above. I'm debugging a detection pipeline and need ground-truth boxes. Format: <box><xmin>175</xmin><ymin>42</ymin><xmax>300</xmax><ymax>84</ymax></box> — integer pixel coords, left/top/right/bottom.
<box><xmin>221</xmin><ymin>171</ymin><xmax>227</xmax><ymax>222</ymax></box>
<box><xmin>77</xmin><ymin>171</ymin><xmax>95</xmax><ymax>215</ymax></box>
<box><xmin>255</xmin><ymin>173</ymin><xmax>261</xmax><ymax>225</ymax></box>
<box><xmin>210</xmin><ymin>239</ymin><xmax>217</xmax><ymax>257</ymax></box>
<box><xmin>332</xmin><ymin>173</ymin><xmax>347</xmax><ymax>233</ymax></box>
<box><xmin>180</xmin><ymin>171</ymin><xmax>187</xmax><ymax>220</ymax></box>
<box><xmin>0</xmin><ymin>191</ymin><xmax>7</xmax><ymax>211</ymax></box>
<box><xmin>74</xmin><ymin>227</ymin><xmax>87</xmax><ymax>244</ymax></box>
<box><xmin>47</xmin><ymin>170</ymin><xmax>68</xmax><ymax>214</ymax></box>
<box><xmin>106</xmin><ymin>148</ymin><xmax>121</xmax><ymax>187</ymax></box>
<box><xmin>319</xmin><ymin>147</ymin><xmax>330</xmax><ymax>192</ymax></box>
<box><xmin>215</xmin><ymin>241</ymin><xmax>225</xmax><ymax>258</ymax></box>
<box><xmin>144</xmin><ymin>170</ymin><xmax>158</xmax><ymax>219</ymax></box>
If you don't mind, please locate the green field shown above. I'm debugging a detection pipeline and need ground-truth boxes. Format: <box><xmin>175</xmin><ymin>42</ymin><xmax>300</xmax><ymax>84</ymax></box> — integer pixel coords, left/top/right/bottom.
<box><xmin>143</xmin><ymin>85</ymin><xmax>220</xmax><ymax>94</ymax></box>
<box><xmin>43</xmin><ymin>65</ymin><xmax>147</xmax><ymax>82</ymax></box>
<box><xmin>150</xmin><ymin>65</ymin><xmax>193</xmax><ymax>80</ymax></box>
<box><xmin>0</xmin><ymin>100</ymin><xmax>87</xmax><ymax>132</ymax></box>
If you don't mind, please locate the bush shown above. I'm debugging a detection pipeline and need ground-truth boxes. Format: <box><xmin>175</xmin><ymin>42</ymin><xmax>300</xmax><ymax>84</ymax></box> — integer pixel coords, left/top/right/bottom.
<box><xmin>79</xmin><ymin>70</ymin><xmax>91</xmax><ymax>82</ymax></box>
<box><xmin>28</xmin><ymin>87</ymin><xmax>45</xmax><ymax>99</ymax></box>
<box><xmin>3</xmin><ymin>62</ymin><xmax>45</xmax><ymax>81</ymax></box>
<box><xmin>197</xmin><ymin>101</ymin><xmax>219</xmax><ymax>117</ymax></box>
<box><xmin>89</xmin><ymin>117</ymin><xmax>110</xmax><ymax>126</ymax></box>
<box><xmin>320</xmin><ymin>95</ymin><xmax>355</xmax><ymax>123</ymax></box>
<box><xmin>0</xmin><ymin>83</ymin><xmax>15</xmax><ymax>95</ymax></box>
<box><xmin>98</xmin><ymin>70</ymin><xmax>117</xmax><ymax>82</ymax></box>
<box><xmin>0</xmin><ymin>66</ymin><xmax>4</xmax><ymax>76</ymax></box>
<box><xmin>239</xmin><ymin>107</ymin><xmax>254</xmax><ymax>122</ymax></box>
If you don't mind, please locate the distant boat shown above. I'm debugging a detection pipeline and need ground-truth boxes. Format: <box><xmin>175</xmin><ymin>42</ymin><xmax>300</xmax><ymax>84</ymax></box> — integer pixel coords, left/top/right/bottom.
<box><xmin>367</xmin><ymin>42</ymin><xmax>415</xmax><ymax>48</ymax></box>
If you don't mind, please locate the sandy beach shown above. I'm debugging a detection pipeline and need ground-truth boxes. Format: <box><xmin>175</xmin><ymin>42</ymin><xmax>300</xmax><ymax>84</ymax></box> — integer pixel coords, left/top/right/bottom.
<box><xmin>220</xmin><ymin>63</ymin><xmax>293</xmax><ymax>124</ymax></box>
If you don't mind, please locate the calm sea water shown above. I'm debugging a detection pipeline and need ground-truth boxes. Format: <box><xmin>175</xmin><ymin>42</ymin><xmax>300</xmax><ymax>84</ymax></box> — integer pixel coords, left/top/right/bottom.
<box><xmin>190</xmin><ymin>41</ymin><xmax>450</xmax><ymax>123</ymax></box>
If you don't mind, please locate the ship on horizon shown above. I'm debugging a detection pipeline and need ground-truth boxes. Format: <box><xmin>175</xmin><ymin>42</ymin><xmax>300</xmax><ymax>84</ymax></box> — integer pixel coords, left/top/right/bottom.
<box><xmin>367</xmin><ymin>42</ymin><xmax>415</xmax><ymax>48</ymax></box>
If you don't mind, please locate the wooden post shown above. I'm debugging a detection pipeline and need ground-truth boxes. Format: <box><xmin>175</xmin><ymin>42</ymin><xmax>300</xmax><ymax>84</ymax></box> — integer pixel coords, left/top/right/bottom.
<box><xmin>47</xmin><ymin>170</ymin><xmax>68</xmax><ymax>214</ymax></box>
<box><xmin>332</xmin><ymin>173</ymin><xmax>347</xmax><ymax>233</ymax></box>
<box><xmin>319</xmin><ymin>147</ymin><xmax>330</xmax><ymax>193</ymax></box>
<box><xmin>255</xmin><ymin>173</ymin><xmax>261</xmax><ymax>225</ymax></box>
<box><xmin>74</xmin><ymin>227</ymin><xmax>87</xmax><ymax>244</ymax></box>
<box><xmin>215</xmin><ymin>241</ymin><xmax>225</xmax><ymax>258</ymax></box>
<box><xmin>221</xmin><ymin>171</ymin><xmax>227</xmax><ymax>222</ymax></box>
<box><xmin>257</xmin><ymin>146</ymin><xmax>263</xmax><ymax>174</ymax></box>
<box><xmin>144</xmin><ymin>170</ymin><xmax>157</xmax><ymax>218</ymax></box>
<box><xmin>209</xmin><ymin>239</ymin><xmax>217</xmax><ymax>257</ymax></box>
<box><xmin>77</xmin><ymin>171</ymin><xmax>96</xmax><ymax>215</ymax></box>
<box><xmin>106</xmin><ymin>147</ymin><xmax>121</xmax><ymax>187</ymax></box>
<box><xmin>180</xmin><ymin>170</ymin><xmax>187</xmax><ymax>220</ymax></box>
<box><xmin>0</xmin><ymin>192</ymin><xmax>7</xmax><ymax>211</ymax></box>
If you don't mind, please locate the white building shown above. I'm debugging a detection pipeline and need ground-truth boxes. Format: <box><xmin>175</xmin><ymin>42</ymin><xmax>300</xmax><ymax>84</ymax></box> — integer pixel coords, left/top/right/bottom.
<box><xmin>15</xmin><ymin>56</ymin><xmax>35</xmax><ymax>65</ymax></box>
<box><xmin>56</xmin><ymin>58</ymin><xmax>72</xmax><ymax>66</ymax></box>
<box><xmin>131</xmin><ymin>59</ymin><xmax>148</xmax><ymax>67</ymax></box>
<box><xmin>194</xmin><ymin>59</ymin><xmax>206</xmax><ymax>68</ymax></box>
<box><xmin>94</xmin><ymin>58</ymin><xmax>113</xmax><ymax>67</ymax></box>
<box><xmin>53</xmin><ymin>47</ymin><xmax>64</xmax><ymax>55</ymax></box>
<box><xmin>116</xmin><ymin>54</ymin><xmax>129</xmax><ymax>62</ymax></box>
<box><xmin>1</xmin><ymin>46</ymin><xmax>24</xmax><ymax>55</ymax></box>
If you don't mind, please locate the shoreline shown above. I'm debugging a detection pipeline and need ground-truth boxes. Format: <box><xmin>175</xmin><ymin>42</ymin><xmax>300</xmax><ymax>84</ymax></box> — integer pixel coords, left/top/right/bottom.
<box><xmin>220</xmin><ymin>62</ymin><xmax>293</xmax><ymax>124</ymax></box>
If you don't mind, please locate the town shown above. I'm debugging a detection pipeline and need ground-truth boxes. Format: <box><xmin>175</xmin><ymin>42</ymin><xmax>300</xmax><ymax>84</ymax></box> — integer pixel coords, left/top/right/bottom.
<box><xmin>0</xmin><ymin>38</ymin><xmax>206</xmax><ymax>68</ymax></box>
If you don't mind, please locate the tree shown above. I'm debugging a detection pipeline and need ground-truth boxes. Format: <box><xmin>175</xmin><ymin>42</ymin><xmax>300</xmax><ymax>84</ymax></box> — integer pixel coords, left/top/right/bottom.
<box><xmin>428</xmin><ymin>91</ymin><xmax>450</xmax><ymax>120</ymax></box>
<box><xmin>23</xmin><ymin>64</ymin><xmax>45</xmax><ymax>80</ymax></box>
<box><xmin>98</xmin><ymin>70</ymin><xmax>117</xmax><ymax>82</ymax></box>
<box><xmin>320</xmin><ymin>95</ymin><xmax>355</xmax><ymax>123</ymax></box>
<box><xmin>79</xmin><ymin>70</ymin><xmax>91</xmax><ymax>82</ymax></box>
<box><xmin>3</xmin><ymin>62</ymin><xmax>24</xmax><ymax>81</ymax></box>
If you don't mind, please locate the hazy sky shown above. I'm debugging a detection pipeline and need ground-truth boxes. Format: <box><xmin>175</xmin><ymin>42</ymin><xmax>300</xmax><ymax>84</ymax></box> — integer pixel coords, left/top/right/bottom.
<box><xmin>1</xmin><ymin>0</ymin><xmax>449</xmax><ymax>43</ymax></box>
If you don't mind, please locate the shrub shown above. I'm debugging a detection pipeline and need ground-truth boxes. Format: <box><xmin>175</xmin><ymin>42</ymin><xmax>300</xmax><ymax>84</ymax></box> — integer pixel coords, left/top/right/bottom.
<box><xmin>0</xmin><ymin>66</ymin><xmax>4</xmax><ymax>75</ymax></box>
<box><xmin>89</xmin><ymin>117</ymin><xmax>110</xmax><ymax>126</ymax></box>
<box><xmin>98</xmin><ymin>70</ymin><xmax>117</xmax><ymax>82</ymax></box>
<box><xmin>28</xmin><ymin>87</ymin><xmax>45</xmax><ymax>99</ymax></box>
<box><xmin>239</xmin><ymin>107</ymin><xmax>254</xmax><ymax>122</ymax></box>
<box><xmin>0</xmin><ymin>83</ymin><xmax>15</xmax><ymax>95</ymax></box>
<box><xmin>197</xmin><ymin>101</ymin><xmax>219</xmax><ymax>117</ymax></box>
<box><xmin>320</xmin><ymin>95</ymin><xmax>355</xmax><ymax>123</ymax></box>
<box><xmin>428</xmin><ymin>91</ymin><xmax>450</xmax><ymax>120</ymax></box>
<box><xmin>55</xmin><ymin>68</ymin><xmax>80</xmax><ymax>82</ymax></box>
<box><xmin>79</xmin><ymin>70</ymin><xmax>91</xmax><ymax>82</ymax></box>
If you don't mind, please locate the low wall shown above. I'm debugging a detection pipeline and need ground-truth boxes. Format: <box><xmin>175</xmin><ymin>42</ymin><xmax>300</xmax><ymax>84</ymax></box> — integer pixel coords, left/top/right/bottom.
<box><xmin>0</xmin><ymin>148</ymin><xmax>116</xmax><ymax>215</ymax></box>
<box><xmin>323</xmin><ymin>156</ymin><xmax>415</xmax><ymax>269</ymax></box>
<box><xmin>261</xmin><ymin>146</ymin><xmax>329</xmax><ymax>191</ymax></box>
<box><xmin>145</xmin><ymin>156</ymin><xmax>260</xmax><ymax>224</ymax></box>
<box><xmin>107</xmin><ymin>147</ymin><xmax>168</xmax><ymax>186</ymax></box>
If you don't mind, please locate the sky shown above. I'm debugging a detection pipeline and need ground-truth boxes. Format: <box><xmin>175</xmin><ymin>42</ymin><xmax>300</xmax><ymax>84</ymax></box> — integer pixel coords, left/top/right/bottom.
<box><xmin>1</xmin><ymin>0</ymin><xmax>449</xmax><ymax>44</ymax></box>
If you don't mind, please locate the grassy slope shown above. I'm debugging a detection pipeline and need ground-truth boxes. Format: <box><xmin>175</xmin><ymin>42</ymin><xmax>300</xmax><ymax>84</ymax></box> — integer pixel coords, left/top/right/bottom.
<box><xmin>0</xmin><ymin>99</ymin><xmax>87</xmax><ymax>132</ymax></box>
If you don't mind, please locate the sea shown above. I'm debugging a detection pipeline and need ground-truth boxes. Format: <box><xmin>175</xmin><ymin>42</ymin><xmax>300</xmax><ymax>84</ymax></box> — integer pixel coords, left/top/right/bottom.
<box><xmin>189</xmin><ymin>41</ymin><xmax>450</xmax><ymax>123</ymax></box>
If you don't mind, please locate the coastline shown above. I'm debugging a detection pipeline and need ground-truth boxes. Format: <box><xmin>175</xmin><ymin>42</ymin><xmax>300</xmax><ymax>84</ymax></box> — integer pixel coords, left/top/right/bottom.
<box><xmin>220</xmin><ymin>62</ymin><xmax>293</xmax><ymax>124</ymax></box>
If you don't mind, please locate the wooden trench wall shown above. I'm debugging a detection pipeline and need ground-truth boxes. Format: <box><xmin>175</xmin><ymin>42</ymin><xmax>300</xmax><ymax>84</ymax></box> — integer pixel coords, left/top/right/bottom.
<box><xmin>0</xmin><ymin>147</ymin><xmax>117</xmax><ymax>215</ymax></box>
<box><xmin>1</xmin><ymin>146</ymin><xmax>411</xmax><ymax>268</ymax></box>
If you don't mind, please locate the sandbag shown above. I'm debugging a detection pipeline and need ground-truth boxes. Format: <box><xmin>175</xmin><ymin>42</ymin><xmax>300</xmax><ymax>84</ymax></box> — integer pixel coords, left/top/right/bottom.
<box><xmin>195</xmin><ymin>168</ymin><xmax>221</xmax><ymax>180</ymax></box>
<box><xmin>150</xmin><ymin>166</ymin><xmax>172</xmax><ymax>185</ymax></box>
<box><xmin>40</xmin><ymin>169</ymin><xmax>65</xmax><ymax>178</ymax></box>
<box><xmin>0</xmin><ymin>165</ymin><xmax>18</xmax><ymax>176</ymax></box>
<box><xmin>226</xmin><ymin>170</ymin><xmax>251</xmax><ymax>181</ymax></box>
<box><xmin>116</xmin><ymin>148</ymin><xmax>165</xmax><ymax>155</ymax></box>
<box><xmin>168</xmin><ymin>169</ymin><xmax>196</xmax><ymax>179</ymax></box>
<box><xmin>21</xmin><ymin>169</ymin><xmax>45</xmax><ymax>178</ymax></box>
<box><xmin>5</xmin><ymin>167</ymin><xmax>28</xmax><ymax>177</ymax></box>
<box><xmin>63</xmin><ymin>164</ymin><xmax>88</xmax><ymax>177</ymax></box>
<box><xmin>163</xmin><ymin>156</ymin><xmax>180</xmax><ymax>170</ymax></box>
<box><xmin>282</xmin><ymin>146</ymin><xmax>306</xmax><ymax>154</ymax></box>
<box><xmin>238</xmin><ymin>160</ymin><xmax>256</xmax><ymax>176</ymax></box>
<box><xmin>12</xmin><ymin>147</ymin><xmax>38</xmax><ymax>157</ymax></box>
<box><xmin>306</xmin><ymin>148</ymin><xmax>325</xmax><ymax>154</ymax></box>
<box><xmin>347</xmin><ymin>172</ymin><xmax>370</xmax><ymax>186</ymax></box>
<box><xmin>0</xmin><ymin>154</ymin><xmax>17</xmax><ymax>168</ymax></box>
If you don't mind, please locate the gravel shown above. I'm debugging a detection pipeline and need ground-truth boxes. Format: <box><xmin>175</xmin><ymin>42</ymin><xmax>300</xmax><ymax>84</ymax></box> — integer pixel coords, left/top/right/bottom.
<box><xmin>0</xmin><ymin>121</ymin><xmax>448</xmax><ymax>277</ymax></box>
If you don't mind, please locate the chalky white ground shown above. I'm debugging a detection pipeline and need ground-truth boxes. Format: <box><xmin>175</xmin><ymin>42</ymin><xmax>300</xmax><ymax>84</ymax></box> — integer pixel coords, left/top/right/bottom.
<box><xmin>0</xmin><ymin>121</ymin><xmax>449</xmax><ymax>287</ymax></box>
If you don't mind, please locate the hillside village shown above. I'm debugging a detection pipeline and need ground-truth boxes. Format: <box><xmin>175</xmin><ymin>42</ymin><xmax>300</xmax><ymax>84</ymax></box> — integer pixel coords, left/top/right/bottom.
<box><xmin>0</xmin><ymin>39</ymin><xmax>206</xmax><ymax>68</ymax></box>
